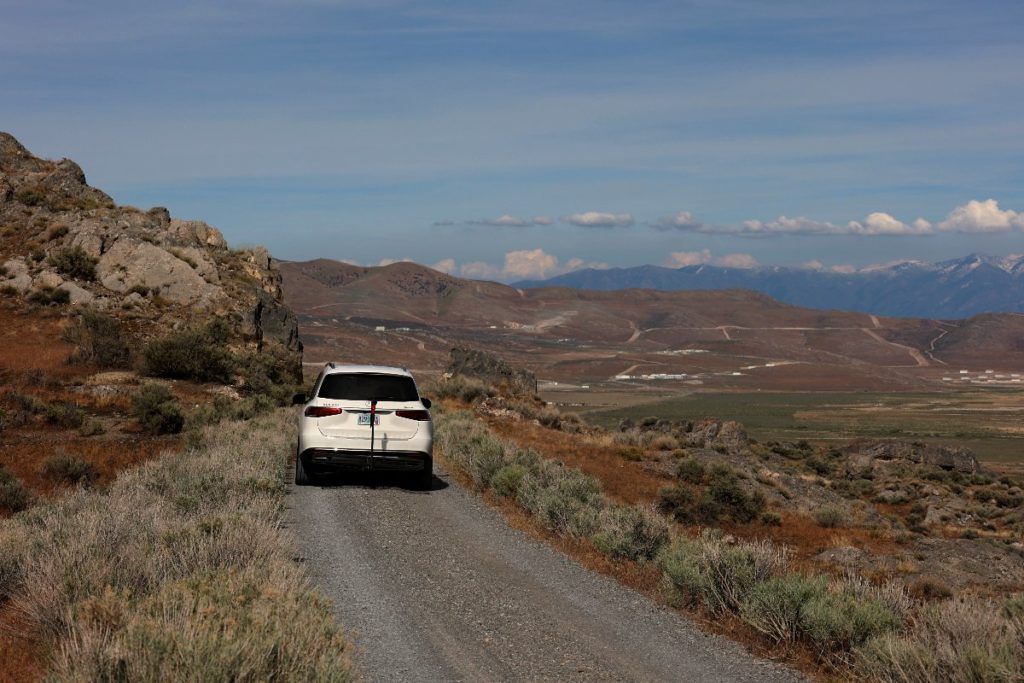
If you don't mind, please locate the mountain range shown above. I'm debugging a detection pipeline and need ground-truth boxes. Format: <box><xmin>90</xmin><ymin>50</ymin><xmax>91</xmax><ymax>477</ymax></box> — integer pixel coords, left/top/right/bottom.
<box><xmin>514</xmin><ymin>254</ymin><xmax>1024</xmax><ymax>319</ymax></box>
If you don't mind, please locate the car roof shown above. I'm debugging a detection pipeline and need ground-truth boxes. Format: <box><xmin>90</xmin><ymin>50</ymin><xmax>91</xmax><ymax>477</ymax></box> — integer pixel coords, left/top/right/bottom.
<box><xmin>321</xmin><ymin>363</ymin><xmax>414</xmax><ymax>378</ymax></box>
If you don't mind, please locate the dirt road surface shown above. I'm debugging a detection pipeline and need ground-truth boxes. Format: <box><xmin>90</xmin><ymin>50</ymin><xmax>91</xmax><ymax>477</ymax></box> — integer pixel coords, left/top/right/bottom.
<box><xmin>289</xmin><ymin>467</ymin><xmax>803</xmax><ymax>682</ymax></box>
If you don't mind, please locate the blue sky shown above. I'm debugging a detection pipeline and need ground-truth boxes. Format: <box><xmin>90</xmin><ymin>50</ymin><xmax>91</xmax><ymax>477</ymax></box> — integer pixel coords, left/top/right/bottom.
<box><xmin>3</xmin><ymin>0</ymin><xmax>1024</xmax><ymax>280</ymax></box>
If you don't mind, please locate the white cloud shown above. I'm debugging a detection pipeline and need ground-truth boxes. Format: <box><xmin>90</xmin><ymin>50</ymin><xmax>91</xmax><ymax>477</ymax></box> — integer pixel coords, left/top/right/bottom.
<box><xmin>652</xmin><ymin>211</ymin><xmax>704</xmax><ymax>232</ymax></box>
<box><xmin>562</xmin><ymin>211</ymin><xmax>634</xmax><ymax>228</ymax></box>
<box><xmin>830</xmin><ymin>264</ymin><xmax>857</xmax><ymax>274</ymax></box>
<box><xmin>742</xmin><ymin>212</ymin><xmax>931</xmax><ymax>236</ymax></box>
<box><xmin>801</xmin><ymin>259</ymin><xmax>825</xmax><ymax>270</ymax></box>
<box><xmin>717</xmin><ymin>253</ymin><xmax>759</xmax><ymax>268</ymax></box>
<box><xmin>431</xmin><ymin>258</ymin><xmax>456</xmax><ymax>274</ymax></box>
<box><xmin>531</xmin><ymin>216</ymin><xmax>555</xmax><ymax>226</ymax></box>
<box><xmin>847</xmin><ymin>212</ymin><xmax>932</xmax><ymax>235</ymax></box>
<box><xmin>938</xmin><ymin>199</ymin><xmax>1024</xmax><ymax>233</ymax></box>
<box><xmin>502</xmin><ymin>248</ymin><xmax>559</xmax><ymax>279</ymax></box>
<box><xmin>376</xmin><ymin>257</ymin><xmax>413</xmax><ymax>266</ymax></box>
<box><xmin>666</xmin><ymin>249</ymin><xmax>712</xmax><ymax>267</ymax></box>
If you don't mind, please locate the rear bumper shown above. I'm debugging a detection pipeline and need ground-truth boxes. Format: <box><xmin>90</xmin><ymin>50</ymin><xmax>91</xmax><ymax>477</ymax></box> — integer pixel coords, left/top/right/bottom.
<box><xmin>300</xmin><ymin>448</ymin><xmax>431</xmax><ymax>473</ymax></box>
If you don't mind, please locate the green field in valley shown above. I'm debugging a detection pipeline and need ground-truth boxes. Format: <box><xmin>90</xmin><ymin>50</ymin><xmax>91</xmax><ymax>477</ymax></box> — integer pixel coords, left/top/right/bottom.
<box><xmin>573</xmin><ymin>390</ymin><xmax>1024</xmax><ymax>467</ymax></box>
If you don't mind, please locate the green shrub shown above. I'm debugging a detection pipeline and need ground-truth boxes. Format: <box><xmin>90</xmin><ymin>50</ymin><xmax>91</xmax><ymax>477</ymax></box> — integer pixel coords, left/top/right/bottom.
<box><xmin>42</xmin><ymin>401</ymin><xmax>85</xmax><ymax>428</ymax></box>
<box><xmin>659</xmin><ymin>531</ymin><xmax>787</xmax><ymax>613</ymax></box>
<box><xmin>519</xmin><ymin>465</ymin><xmax>604</xmax><ymax>538</ymax></box>
<box><xmin>142</xmin><ymin>321</ymin><xmax>234</xmax><ymax>384</ymax></box>
<box><xmin>62</xmin><ymin>310</ymin><xmax>131</xmax><ymax>368</ymax></box>
<box><xmin>491</xmin><ymin>463</ymin><xmax>528</xmax><ymax>499</ymax></box>
<box><xmin>855</xmin><ymin>598</ymin><xmax>1018</xmax><ymax>682</ymax></box>
<box><xmin>0</xmin><ymin>465</ymin><xmax>32</xmax><ymax>512</ymax></box>
<box><xmin>28</xmin><ymin>286</ymin><xmax>70</xmax><ymax>306</ymax></box>
<box><xmin>592</xmin><ymin>505</ymin><xmax>670</xmax><ymax>563</ymax></box>
<box><xmin>761</xmin><ymin>511</ymin><xmax>782</xmax><ymax>526</ymax></box>
<box><xmin>740</xmin><ymin>574</ymin><xmax>827</xmax><ymax>644</ymax></box>
<box><xmin>658</xmin><ymin>483</ymin><xmax>694</xmax><ymax>522</ymax></box>
<box><xmin>48</xmin><ymin>246</ymin><xmax>97</xmax><ymax>281</ymax></box>
<box><xmin>41</xmin><ymin>454</ymin><xmax>99</xmax><ymax>486</ymax></box>
<box><xmin>813</xmin><ymin>506</ymin><xmax>845</xmax><ymax>528</ymax></box>
<box><xmin>802</xmin><ymin>585</ymin><xmax>902</xmax><ymax>654</ymax></box>
<box><xmin>806</xmin><ymin>456</ymin><xmax>832</xmax><ymax>477</ymax></box>
<box><xmin>701</xmin><ymin>466</ymin><xmax>766</xmax><ymax>524</ymax></box>
<box><xmin>676</xmin><ymin>457</ymin><xmax>706</xmax><ymax>484</ymax></box>
<box><xmin>131</xmin><ymin>384</ymin><xmax>185</xmax><ymax>435</ymax></box>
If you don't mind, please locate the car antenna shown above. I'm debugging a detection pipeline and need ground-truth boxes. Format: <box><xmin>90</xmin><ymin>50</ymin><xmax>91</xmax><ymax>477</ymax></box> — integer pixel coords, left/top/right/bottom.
<box><xmin>369</xmin><ymin>399</ymin><xmax>377</xmax><ymax>458</ymax></box>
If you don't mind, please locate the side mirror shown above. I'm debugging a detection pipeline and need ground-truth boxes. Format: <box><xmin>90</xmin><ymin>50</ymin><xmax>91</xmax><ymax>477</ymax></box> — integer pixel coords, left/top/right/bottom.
<box><xmin>421</xmin><ymin>397</ymin><xmax>432</xmax><ymax>409</ymax></box>
<box><xmin>292</xmin><ymin>392</ymin><xmax>307</xmax><ymax>405</ymax></box>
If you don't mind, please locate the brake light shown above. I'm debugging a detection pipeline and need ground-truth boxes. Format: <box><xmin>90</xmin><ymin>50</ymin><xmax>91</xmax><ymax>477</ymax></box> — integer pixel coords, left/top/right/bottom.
<box><xmin>304</xmin><ymin>406</ymin><xmax>343</xmax><ymax>418</ymax></box>
<box><xmin>395</xmin><ymin>410</ymin><xmax>431</xmax><ymax>421</ymax></box>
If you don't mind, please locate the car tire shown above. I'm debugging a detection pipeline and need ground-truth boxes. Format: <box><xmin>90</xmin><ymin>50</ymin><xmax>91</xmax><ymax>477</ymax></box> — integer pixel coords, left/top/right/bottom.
<box><xmin>295</xmin><ymin>453</ymin><xmax>314</xmax><ymax>486</ymax></box>
<box><xmin>416</xmin><ymin>459</ymin><xmax>433</xmax><ymax>491</ymax></box>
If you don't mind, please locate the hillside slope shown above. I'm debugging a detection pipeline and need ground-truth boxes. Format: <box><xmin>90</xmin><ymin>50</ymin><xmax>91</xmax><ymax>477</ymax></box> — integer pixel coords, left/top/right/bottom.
<box><xmin>280</xmin><ymin>258</ymin><xmax>1024</xmax><ymax>390</ymax></box>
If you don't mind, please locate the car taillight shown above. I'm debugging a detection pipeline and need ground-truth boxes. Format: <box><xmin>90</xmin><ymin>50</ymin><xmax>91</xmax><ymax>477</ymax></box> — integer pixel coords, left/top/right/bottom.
<box><xmin>304</xmin><ymin>406</ymin><xmax>343</xmax><ymax>418</ymax></box>
<box><xmin>395</xmin><ymin>410</ymin><xmax>431</xmax><ymax>421</ymax></box>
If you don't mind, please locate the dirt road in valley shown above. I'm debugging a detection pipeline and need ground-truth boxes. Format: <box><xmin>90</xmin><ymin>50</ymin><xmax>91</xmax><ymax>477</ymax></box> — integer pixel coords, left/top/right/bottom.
<box><xmin>289</xmin><ymin>467</ymin><xmax>802</xmax><ymax>682</ymax></box>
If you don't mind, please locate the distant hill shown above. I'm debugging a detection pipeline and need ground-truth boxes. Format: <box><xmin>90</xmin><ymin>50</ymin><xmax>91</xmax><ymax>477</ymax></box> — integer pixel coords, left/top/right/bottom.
<box><xmin>281</xmin><ymin>258</ymin><xmax>1024</xmax><ymax>389</ymax></box>
<box><xmin>514</xmin><ymin>254</ymin><xmax>1024</xmax><ymax>319</ymax></box>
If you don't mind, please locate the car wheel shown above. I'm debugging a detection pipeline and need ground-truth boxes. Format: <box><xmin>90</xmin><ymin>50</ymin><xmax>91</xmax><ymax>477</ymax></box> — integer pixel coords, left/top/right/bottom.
<box><xmin>295</xmin><ymin>453</ymin><xmax>314</xmax><ymax>486</ymax></box>
<box><xmin>416</xmin><ymin>459</ymin><xmax>433</xmax><ymax>490</ymax></box>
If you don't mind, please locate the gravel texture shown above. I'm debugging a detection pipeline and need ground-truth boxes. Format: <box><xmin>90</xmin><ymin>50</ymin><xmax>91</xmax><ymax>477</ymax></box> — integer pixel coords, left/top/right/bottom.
<box><xmin>289</xmin><ymin>466</ymin><xmax>804</xmax><ymax>682</ymax></box>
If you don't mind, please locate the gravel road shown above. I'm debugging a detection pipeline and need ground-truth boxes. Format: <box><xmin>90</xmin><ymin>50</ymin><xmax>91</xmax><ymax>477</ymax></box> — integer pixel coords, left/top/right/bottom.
<box><xmin>289</xmin><ymin>466</ymin><xmax>803</xmax><ymax>682</ymax></box>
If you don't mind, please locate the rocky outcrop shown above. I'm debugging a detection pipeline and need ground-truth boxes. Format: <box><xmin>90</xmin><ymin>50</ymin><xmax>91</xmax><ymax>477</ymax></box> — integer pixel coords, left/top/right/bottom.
<box><xmin>447</xmin><ymin>347</ymin><xmax>536</xmax><ymax>396</ymax></box>
<box><xmin>0</xmin><ymin>131</ymin><xmax>302</xmax><ymax>376</ymax></box>
<box><xmin>847</xmin><ymin>441</ymin><xmax>984</xmax><ymax>475</ymax></box>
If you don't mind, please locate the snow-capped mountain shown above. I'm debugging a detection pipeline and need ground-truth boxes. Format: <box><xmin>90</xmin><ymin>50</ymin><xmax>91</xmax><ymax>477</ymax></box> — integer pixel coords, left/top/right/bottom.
<box><xmin>515</xmin><ymin>254</ymin><xmax>1024</xmax><ymax>319</ymax></box>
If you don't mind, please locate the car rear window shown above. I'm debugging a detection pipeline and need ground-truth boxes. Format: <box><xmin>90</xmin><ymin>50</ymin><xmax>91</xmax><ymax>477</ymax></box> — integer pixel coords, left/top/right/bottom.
<box><xmin>317</xmin><ymin>373</ymin><xmax>419</xmax><ymax>401</ymax></box>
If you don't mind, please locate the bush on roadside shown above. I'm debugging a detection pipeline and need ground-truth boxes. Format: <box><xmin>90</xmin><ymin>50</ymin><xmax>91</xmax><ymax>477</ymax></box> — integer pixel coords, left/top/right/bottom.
<box><xmin>591</xmin><ymin>504</ymin><xmax>670</xmax><ymax>563</ymax></box>
<box><xmin>0</xmin><ymin>412</ymin><xmax>355</xmax><ymax>680</ymax></box>
<box><xmin>41</xmin><ymin>453</ymin><xmax>99</xmax><ymax>486</ymax></box>
<box><xmin>62</xmin><ymin>310</ymin><xmax>131</xmax><ymax>368</ymax></box>
<box><xmin>48</xmin><ymin>246</ymin><xmax>97</xmax><ymax>281</ymax></box>
<box><xmin>855</xmin><ymin>597</ymin><xmax>1021</xmax><ymax>682</ymax></box>
<box><xmin>142</xmin><ymin>320</ymin><xmax>235</xmax><ymax>383</ymax></box>
<box><xmin>491</xmin><ymin>463</ymin><xmax>529</xmax><ymax>499</ymax></box>
<box><xmin>659</xmin><ymin>531</ymin><xmax>787</xmax><ymax>613</ymax></box>
<box><xmin>740</xmin><ymin>574</ymin><xmax>827</xmax><ymax>644</ymax></box>
<box><xmin>131</xmin><ymin>384</ymin><xmax>184</xmax><ymax>435</ymax></box>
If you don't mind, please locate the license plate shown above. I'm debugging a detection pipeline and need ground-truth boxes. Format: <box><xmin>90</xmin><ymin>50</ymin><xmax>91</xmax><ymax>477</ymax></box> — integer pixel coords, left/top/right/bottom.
<box><xmin>357</xmin><ymin>414</ymin><xmax>380</xmax><ymax>426</ymax></box>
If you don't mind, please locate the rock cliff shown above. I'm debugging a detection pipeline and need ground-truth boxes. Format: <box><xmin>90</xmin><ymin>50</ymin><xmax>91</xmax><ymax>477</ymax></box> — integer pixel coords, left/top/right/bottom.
<box><xmin>0</xmin><ymin>132</ymin><xmax>301</xmax><ymax>377</ymax></box>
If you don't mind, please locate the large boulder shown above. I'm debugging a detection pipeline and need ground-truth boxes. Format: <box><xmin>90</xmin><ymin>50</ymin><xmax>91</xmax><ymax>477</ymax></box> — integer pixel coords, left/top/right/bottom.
<box><xmin>97</xmin><ymin>238</ymin><xmax>223</xmax><ymax>305</ymax></box>
<box><xmin>168</xmin><ymin>219</ymin><xmax>227</xmax><ymax>249</ymax></box>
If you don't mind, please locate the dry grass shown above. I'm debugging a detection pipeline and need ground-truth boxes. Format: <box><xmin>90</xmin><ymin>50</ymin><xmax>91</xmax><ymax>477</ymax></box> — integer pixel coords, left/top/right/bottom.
<box><xmin>0</xmin><ymin>410</ymin><xmax>354</xmax><ymax>680</ymax></box>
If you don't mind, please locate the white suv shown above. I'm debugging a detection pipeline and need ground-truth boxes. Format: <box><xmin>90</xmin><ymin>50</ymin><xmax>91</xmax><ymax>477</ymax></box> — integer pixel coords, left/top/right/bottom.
<box><xmin>294</xmin><ymin>364</ymin><xmax>434</xmax><ymax>488</ymax></box>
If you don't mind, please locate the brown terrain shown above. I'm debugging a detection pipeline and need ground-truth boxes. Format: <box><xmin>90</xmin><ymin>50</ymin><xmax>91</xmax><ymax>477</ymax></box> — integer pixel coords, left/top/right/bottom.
<box><xmin>0</xmin><ymin>133</ymin><xmax>304</xmax><ymax>679</ymax></box>
<box><xmin>281</xmin><ymin>257</ymin><xmax>1024</xmax><ymax>390</ymax></box>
